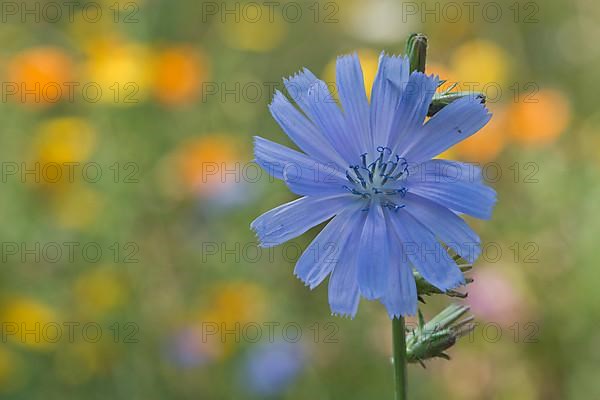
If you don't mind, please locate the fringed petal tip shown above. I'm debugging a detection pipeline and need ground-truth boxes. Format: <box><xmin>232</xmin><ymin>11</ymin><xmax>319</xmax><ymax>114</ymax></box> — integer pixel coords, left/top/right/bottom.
<box><xmin>386</xmin><ymin>309</ymin><xmax>417</xmax><ymax>320</ymax></box>
<box><xmin>267</xmin><ymin>90</ymin><xmax>285</xmax><ymax>108</ymax></box>
<box><xmin>378</xmin><ymin>51</ymin><xmax>409</xmax><ymax>62</ymax></box>
<box><xmin>283</xmin><ymin>68</ymin><xmax>315</xmax><ymax>84</ymax></box>
<box><xmin>252</xmin><ymin>135</ymin><xmax>268</xmax><ymax>148</ymax></box>
<box><xmin>249</xmin><ymin>215</ymin><xmax>277</xmax><ymax>248</ymax></box>
<box><xmin>293</xmin><ymin>272</ymin><xmax>320</xmax><ymax>291</ymax></box>
<box><xmin>330</xmin><ymin>311</ymin><xmax>356</xmax><ymax>320</ymax></box>
<box><xmin>248</xmin><ymin>225</ymin><xmax>266</xmax><ymax>248</ymax></box>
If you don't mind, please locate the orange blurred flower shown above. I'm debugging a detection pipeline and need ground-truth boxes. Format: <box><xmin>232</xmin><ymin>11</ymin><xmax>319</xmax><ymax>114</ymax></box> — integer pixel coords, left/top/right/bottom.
<box><xmin>5</xmin><ymin>47</ymin><xmax>75</xmax><ymax>107</ymax></box>
<box><xmin>153</xmin><ymin>45</ymin><xmax>210</xmax><ymax>106</ymax></box>
<box><xmin>163</xmin><ymin>134</ymin><xmax>244</xmax><ymax>198</ymax></box>
<box><xmin>453</xmin><ymin>106</ymin><xmax>508</xmax><ymax>162</ymax></box>
<box><xmin>426</xmin><ymin>61</ymin><xmax>457</xmax><ymax>93</ymax></box>
<box><xmin>508</xmin><ymin>89</ymin><xmax>571</xmax><ymax>146</ymax></box>
<box><xmin>198</xmin><ymin>282</ymin><xmax>268</xmax><ymax>358</ymax></box>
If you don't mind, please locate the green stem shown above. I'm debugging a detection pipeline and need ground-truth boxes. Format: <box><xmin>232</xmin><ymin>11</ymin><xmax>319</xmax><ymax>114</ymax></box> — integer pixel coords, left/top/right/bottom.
<box><xmin>392</xmin><ymin>317</ymin><xmax>408</xmax><ymax>400</ymax></box>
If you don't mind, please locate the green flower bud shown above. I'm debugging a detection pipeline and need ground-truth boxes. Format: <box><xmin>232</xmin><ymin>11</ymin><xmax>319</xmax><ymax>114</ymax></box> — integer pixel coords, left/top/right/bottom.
<box><xmin>405</xmin><ymin>33</ymin><xmax>428</xmax><ymax>73</ymax></box>
<box><xmin>406</xmin><ymin>305</ymin><xmax>475</xmax><ymax>367</ymax></box>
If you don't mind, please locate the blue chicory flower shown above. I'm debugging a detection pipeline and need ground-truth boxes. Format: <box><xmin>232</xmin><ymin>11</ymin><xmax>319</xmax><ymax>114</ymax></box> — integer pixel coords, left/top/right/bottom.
<box><xmin>251</xmin><ymin>53</ymin><xmax>496</xmax><ymax>319</ymax></box>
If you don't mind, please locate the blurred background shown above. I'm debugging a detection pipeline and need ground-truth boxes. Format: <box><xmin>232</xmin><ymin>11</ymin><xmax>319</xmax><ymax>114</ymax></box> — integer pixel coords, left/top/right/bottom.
<box><xmin>0</xmin><ymin>0</ymin><xmax>596</xmax><ymax>398</ymax></box>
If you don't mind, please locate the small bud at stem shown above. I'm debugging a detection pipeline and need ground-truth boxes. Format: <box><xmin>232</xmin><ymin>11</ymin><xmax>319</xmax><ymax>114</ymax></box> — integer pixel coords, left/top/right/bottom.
<box><xmin>405</xmin><ymin>33</ymin><xmax>428</xmax><ymax>73</ymax></box>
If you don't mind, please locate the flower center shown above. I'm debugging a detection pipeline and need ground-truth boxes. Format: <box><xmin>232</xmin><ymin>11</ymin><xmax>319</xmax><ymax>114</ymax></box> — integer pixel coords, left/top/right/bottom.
<box><xmin>344</xmin><ymin>146</ymin><xmax>409</xmax><ymax>211</ymax></box>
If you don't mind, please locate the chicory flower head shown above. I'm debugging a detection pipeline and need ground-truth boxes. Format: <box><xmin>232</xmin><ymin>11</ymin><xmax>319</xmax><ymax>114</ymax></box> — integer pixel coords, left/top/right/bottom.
<box><xmin>251</xmin><ymin>53</ymin><xmax>496</xmax><ymax>319</ymax></box>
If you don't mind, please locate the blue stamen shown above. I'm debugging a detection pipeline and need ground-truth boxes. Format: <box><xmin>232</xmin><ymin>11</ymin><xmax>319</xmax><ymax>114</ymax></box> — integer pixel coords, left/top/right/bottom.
<box><xmin>351</xmin><ymin>165</ymin><xmax>367</xmax><ymax>188</ymax></box>
<box><xmin>345</xmin><ymin>171</ymin><xmax>357</xmax><ymax>184</ymax></box>
<box><xmin>377</xmin><ymin>146</ymin><xmax>392</xmax><ymax>155</ymax></box>
<box><xmin>345</xmin><ymin>149</ymin><xmax>410</xmax><ymax>201</ymax></box>
<box><xmin>360</xmin><ymin>153</ymin><xmax>368</xmax><ymax>168</ymax></box>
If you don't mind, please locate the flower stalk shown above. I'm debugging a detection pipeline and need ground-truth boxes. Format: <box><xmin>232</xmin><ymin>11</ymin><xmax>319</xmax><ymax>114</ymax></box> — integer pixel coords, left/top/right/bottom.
<box><xmin>392</xmin><ymin>317</ymin><xmax>408</xmax><ymax>400</ymax></box>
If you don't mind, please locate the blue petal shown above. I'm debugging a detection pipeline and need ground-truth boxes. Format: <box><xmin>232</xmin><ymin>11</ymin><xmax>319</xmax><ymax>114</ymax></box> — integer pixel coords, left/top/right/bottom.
<box><xmin>406</xmin><ymin>159</ymin><xmax>484</xmax><ymax>185</ymax></box>
<box><xmin>269</xmin><ymin>90</ymin><xmax>347</xmax><ymax>167</ymax></box>
<box><xmin>336</xmin><ymin>53</ymin><xmax>372</xmax><ymax>152</ymax></box>
<box><xmin>370</xmin><ymin>54</ymin><xmax>410</xmax><ymax>148</ymax></box>
<box><xmin>388</xmin><ymin>210</ymin><xmax>464</xmax><ymax>291</ymax></box>
<box><xmin>402</xmin><ymin>193</ymin><xmax>480</xmax><ymax>263</ymax></box>
<box><xmin>328</xmin><ymin>211</ymin><xmax>365</xmax><ymax>318</ymax></box>
<box><xmin>251</xmin><ymin>195</ymin><xmax>354</xmax><ymax>247</ymax></box>
<box><xmin>284</xmin><ymin>69</ymin><xmax>357</xmax><ymax>163</ymax></box>
<box><xmin>254</xmin><ymin>136</ymin><xmax>303</xmax><ymax>180</ymax></box>
<box><xmin>283</xmin><ymin>161</ymin><xmax>348</xmax><ymax>197</ymax></box>
<box><xmin>403</xmin><ymin>96</ymin><xmax>492</xmax><ymax>163</ymax></box>
<box><xmin>357</xmin><ymin>202</ymin><xmax>390</xmax><ymax>300</ymax></box>
<box><xmin>295</xmin><ymin>204</ymin><xmax>362</xmax><ymax>289</ymax></box>
<box><xmin>254</xmin><ymin>136</ymin><xmax>345</xmax><ymax>194</ymax></box>
<box><xmin>388</xmin><ymin>72</ymin><xmax>439</xmax><ymax>153</ymax></box>
<box><xmin>381</xmin><ymin>220</ymin><xmax>417</xmax><ymax>318</ymax></box>
<box><xmin>406</xmin><ymin>179</ymin><xmax>497</xmax><ymax>220</ymax></box>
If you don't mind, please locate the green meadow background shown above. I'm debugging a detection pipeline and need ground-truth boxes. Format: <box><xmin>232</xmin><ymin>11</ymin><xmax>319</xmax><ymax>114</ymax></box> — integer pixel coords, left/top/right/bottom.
<box><xmin>0</xmin><ymin>0</ymin><xmax>597</xmax><ymax>399</ymax></box>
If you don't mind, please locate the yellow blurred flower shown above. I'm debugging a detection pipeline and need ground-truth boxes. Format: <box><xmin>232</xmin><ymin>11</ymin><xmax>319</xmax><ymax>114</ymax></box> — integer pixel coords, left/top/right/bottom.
<box><xmin>74</xmin><ymin>267</ymin><xmax>128</xmax><ymax>316</ymax></box>
<box><xmin>0</xmin><ymin>297</ymin><xmax>59</xmax><ymax>350</ymax></box>
<box><xmin>202</xmin><ymin>282</ymin><xmax>267</xmax><ymax>325</ymax></box>
<box><xmin>83</xmin><ymin>36</ymin><xmax>152</xmax><ymax>104</ymax></box>
<box><xmin>51</xmin><ymin>186</ymin><xmax>105</xmax><ymax>229</ymax></box>
<box><xmin>5</xmin><ymin>46</ymin><xmax>75</xmax><ymax>107</ymax></box>
<box><xmin>508</xmin><ymin>89</ymin><xmax>571</xmax><ymax>146</ymax></box>
<box><xmin>33</xmin><ymin>117</ymin><xmax>97</xmax><ymax>165</ymax></box>
<box><xmin>218</xmin><ymin>5</ymin><xmax>287</xmax><ymax>52</ymax></box>
<box><xmin>450</xmin><ymin>39</ymin><xmax>511</xmax><ymax>90</ymax></box>
<box><xmin>152</xmin><ymin>45</ymin><xmax>210</xmax><ymax>106</ymax></box>
<box><xmin>323</xmin><ymin>48</ymin><xmax>380</xmax><ymax>100</ymax></box>
<box><xmin>357</xmin><ymin>49</ymin><xmax>380</xmax><ymax>99</ymax></box>
<box><xmin>26</xmin><ymin>117</ymin><xmax>96</xmax><ymax>189</ymax></box>
<box><xmin>453</xmin><ymin>106</ymin><xmax>508</xmax><ymax>162</ymax></box>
